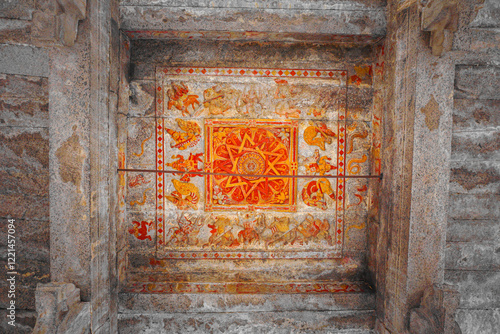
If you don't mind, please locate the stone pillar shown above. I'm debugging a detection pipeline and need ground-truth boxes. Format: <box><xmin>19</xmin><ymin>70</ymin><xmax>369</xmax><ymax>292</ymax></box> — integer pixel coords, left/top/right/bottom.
<box><xmin>44</xmin><ymin>0</ymin><xmax>119</xmax><ymax>332</ymax></box>
<box><xmin>375</xmin><ymin>1</ymin><xmax>456</xmax><ymax>332</ymax></box>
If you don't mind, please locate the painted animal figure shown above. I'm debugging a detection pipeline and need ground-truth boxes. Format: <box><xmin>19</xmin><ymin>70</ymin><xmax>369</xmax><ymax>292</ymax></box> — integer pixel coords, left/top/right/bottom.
<box><xmin>166</xmin><ymin>153</ymin><xmax>203</xmax><ymax>181</ymax></box>
<box><xmin>304</xmin><ymin>121</ymin><xmax>337</xmax><ymax>151</ymax></box>
<box><xmin>164</xmin><ymin>215</ymin><xmax>203</xmax><ymax>247</ymax></box>
<box><xmin>237</xmin><ymin>215</ymin><xmax>260</xmax><ymax>245</ymax></box>
<box><xmin>202</xmin><ymin>86</ymin><xmax>232</xmax><ymax>115</ymax></box>
<box><xmin>296</xmin><ymin>215</ymin><xmax>332</xmax><ymax>245</ymax></box>
<box><xmin>301</xmin><ymin>149</ymin><xmax>336</xmax><ymax>176</ymax></box>
<box><xmin>274</xmin><ymin>78</ymin><xmax>299</xmax><ymax>99</ymax></box>
<box><xmin>238</xmin><ymin>86</ymin><xmax>262</xmax><ymax>115</ymax></box>
<box><xmin>205</xmin><ymin>215</ymin><xmax>239</xmax><ymax>248</ymax></box>
<box><xmin>255</xmin><ymin>216</ymin><xmax>301</xmax><ymax>247</ymax></box>
<box><xmin>275</xmin><ymin>102</ymin><xmax>301</xmax><ymax>118</ymax></box>
<box><xmin>165</xmin><ymin>179</ymin><xmax>200</xmax><ymax>210</ymax></box>
<box><xmin>166</xmin><ymin>118</ymin><xmax>201</xmax><ymax>150</ymax></box>
<box><xmin>167</xmin><ymin>82</ymin><xmax>200</xmax><ymax>116</ymax></box>
<box><xmin>129</xmin><ymin>221</ymin><xmax>153</xmax><ymax>241</ymax></box>
<box><xmin>128</xmin><ymin>174</ymin><xmax>150</xmax><ymax>188</ymax></box>
<box><xmin>301</xmin><ymin>178</ymin><xmax>336</xmax><ymax>210</ymax></box>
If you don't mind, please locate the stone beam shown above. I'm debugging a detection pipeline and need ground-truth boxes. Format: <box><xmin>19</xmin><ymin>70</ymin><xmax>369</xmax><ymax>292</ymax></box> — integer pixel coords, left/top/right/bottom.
<box><xmin>119</xmin><ymin>1</ymin><xmax>386</xmax><ymax>37</ymax></box>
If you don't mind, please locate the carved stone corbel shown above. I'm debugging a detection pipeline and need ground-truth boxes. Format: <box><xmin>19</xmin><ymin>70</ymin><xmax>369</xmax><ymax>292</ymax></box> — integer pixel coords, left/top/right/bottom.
<box><xmin>32</xmin><ymin>282</ymin><xmax>90</xmax><ymax>334</ymax></box>
<box><xmin>32</xmin><ymin>0</ymin><xmax>87</xmax><ymax>47</ymax></box>
<box><xmin>409</xmin><ymin>284</ymin><xmax>462</xmax><ymax>334</ymax></box>
<box><xmin>420</xmin><ymin>0</ymin><xmax>459</xmax><ymax>56</ymax></box>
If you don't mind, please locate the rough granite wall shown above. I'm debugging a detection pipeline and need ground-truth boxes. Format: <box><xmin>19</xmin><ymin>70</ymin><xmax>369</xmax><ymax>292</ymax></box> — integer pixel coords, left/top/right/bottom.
<box><xmin>0</xmin><ymin>1</ymin><xmax>50</xmax><ymax>333</ymax></box>
<box><xmin>445</xmin><ymin>64</ymin><xmax>500</xmax><ymax>334</ymax></box>
<box><xmin>443</xmin><ymin>0</ymin><xmax>500</xmax><ymax>333</ymax></box>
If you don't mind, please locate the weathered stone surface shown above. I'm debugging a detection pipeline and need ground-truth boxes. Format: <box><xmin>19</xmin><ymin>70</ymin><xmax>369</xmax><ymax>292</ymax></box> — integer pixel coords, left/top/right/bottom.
<box><xmin>33</xmin><ymin>282</ymin><xmax>91</xmax><ymax>334</ymax></box>
<box><xmin>0</xmin><ymin>73</ymin><xmax>48</xmax><ymax>97</ymax></box>
<box><xmin>447</xmin><ymin>219</ymin><xmax>499</xmax><ymax>243</ymax></box>
<box><xmin>55</xmin><ymin>126</ymin><xmax>87</xmax><ymax>191</ymax></box>
<box><xmin>0</xmin><ymin>73</ymin><xmax>49</xmax><ymax>126</ymax></box>
<box><xmin>445</xmin><ymin>270</ymin><xmax>500</xmax><ymax>309</ymax></box>
<box><xmin>0</xmin><ymin>219</ymin><xmax>50</xmax><ymax>310</ymax></box>
<box><xmin>118</xmin><ymin>310</ymin><xmax>376</xmax><ymax>334</ymax></box>
<box><xmin>451</xmin><ymin>131</ymin><xmax>500</xmax><ymax>162</ymax></box>
<box><xmin>0</xmin><ymin>0</ymin><xmax>35</xmax><ymax>20</ymax></box>
<box><xmin>128</xmin><ymin>80</ymin><xmax>155</xmax><ymax>117</ymax></box>
<box><xmin>120</xmin><ymin>5</ymin><xmax>386</xmax><ymax>36</ymax></box>
<box><xmin>57</xmin><ymin>301</ymin><xmax>91</xmax><ymax>334</ymax></box>
<box><xmin>470</xmin><ymin>0</ymin><xmax>500</xmax><ymax>28</ymax></box>
<box><xmin>129</xmin><ymin>39</ymin><xmax>374</xmax><ymax>80</ymax></box>
<box><xmin>0</xmin><ymin>310</ymin><xmax>37</xmax><ymax>333</ymax></box>
<box><xmin>0</xmin><ymin>18</ymin><xmax>32</xmax><ymax>44</ymax></box>
<box><xmin>445</xmin><ymin>242</ymin><xmax>499</xmax><ymax>271</ymax></box>
<box><xmin>119</xmin><ymin>292</ymin><xmax>375</xmax><ymax>314</ymax></box>
<box><xmin>454</xmin><ymin>66</ymin><xmax>500</xmax><ymax>100</ymax></box>
<box><xmin>126</xmin><ymin>253</ymin><xmax>367</xmax><ymax>283</ymax></box>
<box><xmin>120</xmin><ymin>0</ymin><xmax>386</xmax><ymax>10</ymax></box>
<box><xmin>453</xmin><ymin>99</ymin><xmax>500</xmax><ymax>132</ymax></box>
<box><xmin>406</xmin><ymin>43</ymin><xmax>455</xmax><ymax>311</ymax></box>
<box><xmin>454</xmin><ymin>309</ymin><xmax>500</xmax><ymax>334</ymax></box>
<box><xmin>448</xmin><ymin>194</ymin><xmax>499</xmax><ymax>220</ymax></box>
<box><xmin>0</xmin><ymin>44</ymin><xmax>49</xmax><ymax>77</ymax></box>
<box><xmin>347</xmin><ymin>86</ymin><xmax>374</xmax><ymax>121</ymax></box>
<box><xmin>0</xmin><ymin>126</ymin><xmax>49</xmax><ymax>220</ymax></box>
<box><xmin>449</xmin><ymin>161</ymin><xmax>500</xmax><ymax>194</ymax></box>
<box><xmin>0</xmin><ymin>218</ymin><xmax>50</xmax><ymax>262</ymax></box>
<box><xmin>453</xmin><ymin>27</ymin><xmax>500</xmax><ymax>53</ymax></box>
<box><xmin>0</xmin><ymin>97</ymin><xmax>49</xmax><ymax>127</ymax></box>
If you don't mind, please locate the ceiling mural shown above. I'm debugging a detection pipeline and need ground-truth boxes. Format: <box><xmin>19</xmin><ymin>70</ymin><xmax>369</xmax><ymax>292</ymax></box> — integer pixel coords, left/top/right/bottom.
<box><xmin>124</xmin><ymin>66</ymin><xmax>376</xmax><ymax>261</ymax></box>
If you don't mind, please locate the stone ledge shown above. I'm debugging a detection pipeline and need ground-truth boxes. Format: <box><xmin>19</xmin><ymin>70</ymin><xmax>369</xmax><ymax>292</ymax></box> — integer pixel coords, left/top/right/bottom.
<box><xmin>118</xmin><ymin>309</ymin><xmax>376</xmax><ymax>334</ymax></box>
<box><xmin>119</xmin><ymin>287</ymin><xmax>375</xmax><ymax>313</ymax></box>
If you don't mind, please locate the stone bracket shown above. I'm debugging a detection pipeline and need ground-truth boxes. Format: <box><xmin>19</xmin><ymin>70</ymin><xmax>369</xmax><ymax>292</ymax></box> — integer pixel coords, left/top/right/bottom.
<box><xmin>31</xmin><ymin>0</ymin><xmax>87</xmax><ymax>47</ymax></box>
<box><xmin>420</xmin><ymin>0</ymin><xmax>459</xmax><ymax>56</ymax></box>
<box><xmin>409</xmin><ymin>284</ymin><xmax>462</xmax><ymax>334</ymax></box>
<box><xmin>32</xmin><ymin>282</ymin><xmax>90</xmax><ymax>334</ymax></box>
